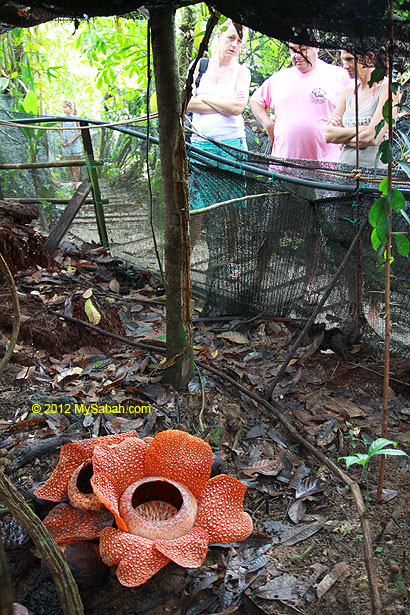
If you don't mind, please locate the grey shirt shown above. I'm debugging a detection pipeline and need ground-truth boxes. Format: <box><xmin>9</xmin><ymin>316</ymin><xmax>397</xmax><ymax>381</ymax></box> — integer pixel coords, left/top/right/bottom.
<box><xmin>339</xmin><ymin>81</ymin><xmax>386</xmax><ymax>168</ymax></box>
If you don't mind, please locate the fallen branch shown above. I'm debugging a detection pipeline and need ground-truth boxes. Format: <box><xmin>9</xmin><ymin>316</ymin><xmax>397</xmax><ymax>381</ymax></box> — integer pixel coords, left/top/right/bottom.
<box><xmin>0</xmin><ymin>471</ymin><xmax>84</xmax><ymax>615</ymax></box>
<box><xmin>5</xmin><ymin>434</ymin><xmax>76</xmax><ymax>475</ymax></box>
<box><xmin>47</xmin><ymin>309</ymin><xmax>165</xmax><ymax>353</ymax></box>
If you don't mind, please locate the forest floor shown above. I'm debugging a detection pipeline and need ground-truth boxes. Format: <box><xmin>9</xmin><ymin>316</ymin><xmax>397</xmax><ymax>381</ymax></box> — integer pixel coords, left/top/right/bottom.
<box><xmin>0</xmin><ymin>235</ymin><xmax>410</xmax><ymax>615</ymax></box>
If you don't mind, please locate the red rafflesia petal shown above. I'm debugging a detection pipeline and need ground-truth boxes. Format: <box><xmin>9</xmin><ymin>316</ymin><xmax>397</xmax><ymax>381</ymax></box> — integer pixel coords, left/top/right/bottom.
<box><xmin>144</xmin><ymin>430</ymin><xmax>213</xmax><ymax>499</ymax></box>
<box><xmin>99</xmin><ymin>527</ymin><xmax>169</xmax><ymax>587</ymax></box>
<box><xmin>154</xmin><ymin>527</ymin><xmax>209</xmax><ymax>568</ymax></box>
<box><xmin>34</xmin><ymin>431</ymin><xmax>138</xmax><ymax>502</ymax></box>
<box><xmin>91</xmin><ymin>437</ymin><xmax>148</xmax><ymax>531</ymax></box>
<box><xmin>195</xmin><ymin>475</ymin><xmax>253</xmax><ymax>544</ymax></box>
<box><xmin>34</xmin><ymin>443</ymin><xmax>89</xmax><ymax>502</ymax></box>
<box><xmin>43</xmin><ymin>502</ymin><xmax>113</xmax><ymax>544</ymax></box>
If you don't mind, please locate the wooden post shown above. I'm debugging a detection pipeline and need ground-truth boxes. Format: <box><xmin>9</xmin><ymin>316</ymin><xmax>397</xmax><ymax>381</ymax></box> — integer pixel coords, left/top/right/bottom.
<box><xmin>80</xmin><ymin>122</ymin><xmax>109</xmax><ymax>248</ymax></box>
<box><xmin>45</xmin><ymin>181</ymin><xmax>92</xmax><ymax>254</ymax></box>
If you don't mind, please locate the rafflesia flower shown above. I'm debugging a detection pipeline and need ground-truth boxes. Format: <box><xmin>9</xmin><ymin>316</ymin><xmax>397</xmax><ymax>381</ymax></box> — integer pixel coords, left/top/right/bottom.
<box><xmin>34</xmin><ymin>431</ymin><xmax>139</xmax><ymax>542</ymax></box>
<box><xmin>35</xmin><ymin>429</ymin><xmax>253</xmax><ymax>587</ymax></box>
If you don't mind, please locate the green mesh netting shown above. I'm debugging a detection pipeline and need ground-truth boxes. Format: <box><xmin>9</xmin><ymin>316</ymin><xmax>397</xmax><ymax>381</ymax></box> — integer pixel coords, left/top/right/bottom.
<box><xmin>1</xmin><ymin>109</ymin><xmax>409</xmax><ymax>357</ymax></box>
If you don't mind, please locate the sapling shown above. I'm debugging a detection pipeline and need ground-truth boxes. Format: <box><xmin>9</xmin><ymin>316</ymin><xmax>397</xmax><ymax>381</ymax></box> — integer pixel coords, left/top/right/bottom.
<box><xmin>339</xmin><ymin>438</ymin><xmax>408</xmax><ymax>506</ymax></box>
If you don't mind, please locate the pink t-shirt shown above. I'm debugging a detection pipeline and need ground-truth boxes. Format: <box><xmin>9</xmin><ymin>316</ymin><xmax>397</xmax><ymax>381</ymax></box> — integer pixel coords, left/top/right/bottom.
<box><xmin>251</xmin><ymin>60</ymin><xmax>350</xmax><ymax>162</ymax></box>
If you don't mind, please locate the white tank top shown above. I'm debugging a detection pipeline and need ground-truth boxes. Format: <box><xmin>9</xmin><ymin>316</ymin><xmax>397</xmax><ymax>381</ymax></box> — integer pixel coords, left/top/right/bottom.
<box><xmin>191</xmin><ymin>63</ymin><xmax>246</xmax><ymax>142</ymax></box>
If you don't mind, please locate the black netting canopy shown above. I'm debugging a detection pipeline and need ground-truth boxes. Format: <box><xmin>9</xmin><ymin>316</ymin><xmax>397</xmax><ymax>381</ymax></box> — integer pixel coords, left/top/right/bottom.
<box><xmin>1</xmin><ymin>0</ymin><xmax>410</xmax><ymax>58</ymax></box>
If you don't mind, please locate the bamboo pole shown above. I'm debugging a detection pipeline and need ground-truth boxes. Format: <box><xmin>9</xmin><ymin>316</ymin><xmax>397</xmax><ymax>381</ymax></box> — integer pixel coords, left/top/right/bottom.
<box><xmin>3</xmin><ymin>198</ymin><xmax>108</xmax><ymax>205</ymax></box>
<box><xmin>376</xmin><ymin>2</ymin><xmax>394</xmax><ymax>502</ymax></box>
<box><xmin>0</xmin><ymin>159</ymin><xmax>103</xmax><ymax>170</ymax></box>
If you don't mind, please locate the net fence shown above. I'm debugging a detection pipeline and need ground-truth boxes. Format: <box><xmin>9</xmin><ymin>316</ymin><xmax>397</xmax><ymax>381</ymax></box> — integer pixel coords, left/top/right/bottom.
<box><xmin>0</xmin><ymin>106</ymin><xmax>410</xmax><ymax>357</ymax></box>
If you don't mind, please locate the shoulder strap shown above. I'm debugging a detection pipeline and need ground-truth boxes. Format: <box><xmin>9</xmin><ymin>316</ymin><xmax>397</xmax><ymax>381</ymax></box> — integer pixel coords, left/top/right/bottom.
<box><xmin>195</xmin><ymin>57</ymin><xmax>209</xmax><ymax>88</ymax></box>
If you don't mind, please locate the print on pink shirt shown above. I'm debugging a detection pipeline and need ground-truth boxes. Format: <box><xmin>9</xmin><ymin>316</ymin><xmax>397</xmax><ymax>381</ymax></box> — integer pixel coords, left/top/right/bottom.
<box><xmin>310</xmin><ymin>87</ymin><xmax>327</xmax><ymax>104</ymax></box>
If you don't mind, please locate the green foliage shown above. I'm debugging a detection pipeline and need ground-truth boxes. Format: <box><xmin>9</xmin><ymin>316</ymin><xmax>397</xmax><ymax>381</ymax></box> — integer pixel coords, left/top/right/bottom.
<box><xmin>369</xmin><ymin>102</ymin><xmax>410</xmax><ymax>263</ymax></box>
<box><xmin>368</xmin><ymin>67</ymin><xmax>387</xmax><ymax>88</ymax></box>
<box><xmin>339</xmin><ymin>438</ymin><xmax>408</xmax><ymax>506</ymax></box>
<box><xmin>339</xmin><ymin>438</ymin><xmax>408</xmax><ymax>471</ymax></box>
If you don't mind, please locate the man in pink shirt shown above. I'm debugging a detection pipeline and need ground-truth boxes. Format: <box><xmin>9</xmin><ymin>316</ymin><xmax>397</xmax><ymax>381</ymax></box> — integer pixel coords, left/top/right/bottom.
<box><xmin>250</xmin><ymin>45</ymin><xmax>350</xmax><ymax>162</ymax></box>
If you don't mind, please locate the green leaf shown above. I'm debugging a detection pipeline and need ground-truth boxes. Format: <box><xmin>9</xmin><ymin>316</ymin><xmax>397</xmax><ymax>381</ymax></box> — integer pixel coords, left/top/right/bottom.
<box><xmin>393</xmin><ymin>233</ymin><xmax>410</xmax><ymax>257</ymax></box>
<box><xmin>400</xmin><ymin>208</ymin><xmax>410</xmax><ymax>227</ymax></box>
<box><xmin>396</xmin><ymin>129</ymin><xmax>410</xmax><ymax>154</ymax></box>
<box><xmin>378</xmin><ymin>178</ymin><xmax>388</xmax><ymax>196</ymax></box>
<box><xmin>0</xmin><ymin>77</ymin><xmax>10</xmax><ymax>91</ymax></box>
<box><xmin>376</xmin><ymin>248</ymin><xmax>384</xmax><ymax>263</ymax></box>
<box><xmin>368</xmin><ymin>438</ymin><xmax>397</xmax><ymax>456</ymax></box>
<box><xmin>338</xmin><ymin>455</ymin><xmax>361</xmax><ymax>470</ymax></box>
<box><xmin>379</xmin><ymin>140</ymin><xmax>392</xmax><ymax>164</ymax></box>
<box><xmin>374</xmin><ymin>119</ymin><xmax>386</xmax><ymax>139</ymax></box>
<box><xmin>353</xmin><ymin>453</ymin><xmax>372</xmax><ymax>465</ymax></box>
<box><xmin>390</xmin><ymin>81</ymin><xmax>400</xmax><ymax>95</ymax></box>
<box><xmin>382</xmin><ymin>100</ymin><xmax>389</xmax><ymax>124</ymax></box>
<box><xmin>371</xmin><ymin>227</ymin><xmax>382</xmax><ymax>251</ymax></box>
<box><xmin>23</xmin><ymin>90</ymin><xmax>38</xmax><ymax>114</ymax></box>
<box><xmin>368</xmin><ymin>67</ymin><xmax>387</xmax><ymax>88</ymax></box>
<box><xmin>397</xmin><ymin>159</ymin><xmax>410</xmax><ymax>180</ymax></box>
<box><xmin>388</xmin><ymin>188</ymin><xmax>405</xmax><ymax>212</ymax></box>
<box><xmin>372</xmin><ymin>448</ymin><xmax>408</xmax><ymax>456</ymax></box>
<box><xmin>376</xmin><ymin>216</ymin><xmax>390</xmax><ymax>243</ymax></box>
<box><xmin>84</xmin><ymin>298</ymin><xmax>101</xmax><ymax>325</ymax></box>
<box><xmin>369</xmin><ymin>196</ymin><xmax>387</xmax><ymax>227</ymax></box>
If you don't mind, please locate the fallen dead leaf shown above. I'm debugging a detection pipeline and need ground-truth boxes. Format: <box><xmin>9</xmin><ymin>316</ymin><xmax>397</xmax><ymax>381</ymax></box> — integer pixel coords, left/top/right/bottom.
<box><xmin>288</xmin><ymin>500</ymin><xmax>306</xmax><ymax>524</ymax></box>
<box><xmin>53</xmin><ymin>366</ymin><xmax>84</xmax><ymax>384</ymax></box>
<box><xmin>84</xmin><ymin>298</ymin><xmax>101</xmax><ymax>325</ymax></box>
<box><xmin>295</xmin><ymin>476</ymin><xmax>328</xmax><ymax>500</ymax></box>
<box><xmin>322</xmin><ymin>397</ymin><xmax>365</xmax><ymax>420</ymax></box>
<box><xmin>254</xmin><ymin>573</ymin><xmax>307</xmax><ymax>605</ymax></box>
<box><xmin>316</xmin><ymin>562</ymin><xmax>349</xmax><ymax>599</ymax></box>
<box><xmin>241</xmin><ymin>458</ymin><xmax>283</xmax><ymax>477</ymax></box>
<box><xmin>82</xmin><ymin>288</ymin><xmax>93</xmax><ymax>299</ymax></box>
<box><xmin>217</xmin><ymin>331</ymin><xmax>248</xmax><ymax>344</ymax></box>
<box><xmin>280</xmin><ymin>521</ymin><xmax>324</xmax><ymax>546</ymax></box>
<box><xmin>109</xmin><ymin>279</ymin><xmax>120</xmax><ymax>294</ymax></box>
<box><xmin>16</xmin><ymin>366</ymin><xmax>36</xmax><ymax>380</ymax></box>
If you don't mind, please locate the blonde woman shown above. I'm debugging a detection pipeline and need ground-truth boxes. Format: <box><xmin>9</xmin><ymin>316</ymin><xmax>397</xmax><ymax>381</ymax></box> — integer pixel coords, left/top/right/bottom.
<box><xmin>187</xmin><ymin>20</ymin><xmax>250</xmax><ymax>275</ymax></box>
<box><xmin>60</xmin><ymin>100</ymin><xmax>82</xmax><ymax>185</ymax></box>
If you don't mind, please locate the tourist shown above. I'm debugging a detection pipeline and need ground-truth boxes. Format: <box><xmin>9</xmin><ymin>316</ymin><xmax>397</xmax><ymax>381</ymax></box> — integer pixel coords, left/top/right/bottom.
<box><xmin>250</xmin><ymin>44</ymin><xmax>350</xmax><ymax>162</ymax></box>
<box><xmin>325</xmin><ymin>50</ymin><xmax>398</xmax><ymax>168</ymax></box>
<box><xmin>187</xmin><ymin>20</ymin><xmax>250</xmax><ymax>278</ymax></box>
<box><xmin>60</xmin><ymin>100</ymin><xmax>82</xmax><ymax>187</ymax></box>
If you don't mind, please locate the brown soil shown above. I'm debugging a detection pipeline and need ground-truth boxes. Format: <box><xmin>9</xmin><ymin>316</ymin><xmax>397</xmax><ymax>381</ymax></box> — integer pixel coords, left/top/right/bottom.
<box><xmin>0</xmin><ymin>239</ymin><xmax>409</xmax><ymax>615</ymax></box>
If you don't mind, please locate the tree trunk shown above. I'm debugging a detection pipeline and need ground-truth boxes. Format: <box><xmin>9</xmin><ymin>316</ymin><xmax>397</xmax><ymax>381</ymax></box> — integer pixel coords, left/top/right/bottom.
<box><xmin>177</xmin><ymin>5</ymin><xmax>197</xmax><ymax>84</ymax></box>
<box><xmin>150</xmin><ymin>7</ymin><xmax>194</xmax><ymax>388</ymax></box>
